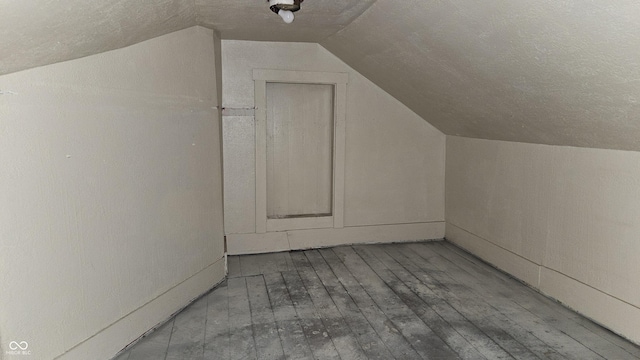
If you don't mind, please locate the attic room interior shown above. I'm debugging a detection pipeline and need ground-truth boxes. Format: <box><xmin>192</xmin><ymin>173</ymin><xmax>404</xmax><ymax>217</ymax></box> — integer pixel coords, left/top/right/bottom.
<box><xmin>1</xmin><ymin>0</ymin><xmax>640</xmax><ymax>359</ymax></box>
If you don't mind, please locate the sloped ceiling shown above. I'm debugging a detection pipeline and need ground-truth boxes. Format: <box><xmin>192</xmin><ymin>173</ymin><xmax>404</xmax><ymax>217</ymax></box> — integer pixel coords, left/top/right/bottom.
<box><xmin>0</xmin><ymin>0</ymin><xmax>376</xmax><ymax>75</ymax></box>
<box><xmin>2</xmin><ymin>0</ymin><xmax>640</xmax><ymax>150</ymax></box>
<box><xmin>196</xmin><ymin>0</ymin><xmax>376</xmax><ymax>42</ymax></box>
<box><xmin>321</xmin><ymin>1</ymin><xmax>640</xmax><ymax>151</ymax></box>
<box><xmin>0</xmin><ymin>0</ymin><xmax>196</xmax><ymax>76</ymax></box>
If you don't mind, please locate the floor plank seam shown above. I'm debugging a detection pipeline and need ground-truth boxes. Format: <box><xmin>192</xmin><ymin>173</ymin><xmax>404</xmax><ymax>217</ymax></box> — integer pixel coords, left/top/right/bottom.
<box><xmin>116</xmin><ymin>243</ymin><xmax>640</xmax><ymax>360</ymax></box>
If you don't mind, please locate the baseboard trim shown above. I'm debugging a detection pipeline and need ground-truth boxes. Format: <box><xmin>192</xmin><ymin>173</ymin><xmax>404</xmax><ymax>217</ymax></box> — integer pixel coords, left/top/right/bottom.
<box><xmin>56</xmin><ymin>257</ymin><xmax>226</xmax><ymax>360</ymax></box>
<box><xmin>540</xmin><ymin>267</ymin><xmax>640</xmax><ymax>345</ymax></box>
<box><xmin>227</xmin><ymin>222</ymin><xmax>445</xmax><ymax>255</ymax></box>
<box><xmin>446</xmin><ymin>222</ymin><xmax>640</xmax><ymax>345</ymax></box>
<box><xmin>445</xmin><ymin>222</ymin><xmax>541</xmax><ymax>288</ymax></box>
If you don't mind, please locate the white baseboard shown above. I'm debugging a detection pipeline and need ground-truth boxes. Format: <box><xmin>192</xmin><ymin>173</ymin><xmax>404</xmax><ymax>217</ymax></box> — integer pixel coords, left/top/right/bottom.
<box><xmin>445</xmin><ymin>223</ymin><xmax>541</xmax><ymax>287</ymax></box>
<box><xmin>446</xmin><ymin>222</ymin><xmax>640</xmax><ymax>346</ymax></box>
<box><xmin>56</xmin><ymin>257</ymin><xmax>226</xmax><ymax>360</ymax></box>
<box><xmin>540</xmin><ymin>267</ymin><xmax>640</xmax><ymax>345</ymax></box>
<box><xmin>227</xmin><ymin>232</ymin><xmax>291</xmax><ymax>254</ymax></box>
<box><xmin>227</xmin><ymin>222</ymin><xmax>445</xmax><ymax>255</ymax></box>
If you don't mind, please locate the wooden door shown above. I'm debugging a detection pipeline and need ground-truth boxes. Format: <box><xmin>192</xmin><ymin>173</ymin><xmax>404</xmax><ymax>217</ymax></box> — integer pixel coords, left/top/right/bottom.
<box><xmin>266</xmin><ymin>83</ymin><xmax>334</xmax><ymax>219</ymax></box>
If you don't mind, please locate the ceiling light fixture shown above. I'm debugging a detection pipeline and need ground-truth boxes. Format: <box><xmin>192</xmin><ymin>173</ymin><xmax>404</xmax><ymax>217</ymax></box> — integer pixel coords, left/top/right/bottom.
<box><xmin>268</xmin><ymin>0</ymin><xmax>303</xmax><ymax>24</ymax></box>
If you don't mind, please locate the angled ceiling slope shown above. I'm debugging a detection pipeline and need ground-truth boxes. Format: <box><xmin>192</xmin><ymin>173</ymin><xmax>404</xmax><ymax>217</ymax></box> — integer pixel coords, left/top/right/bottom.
<box><xmin>196</xmin><ymin>0</ymin><xmax>377</xmax><ymax>42</ymax></box>
<box><xmin>2</xmin><ymin>0</ymin><xmax>640</xmax><ymax>151</ymax></box>
<box><xmin>0</xmin><ymin>0</ymin><xmax>376</xmax><ymax>76</ymax></box>
<box><xmin>0</xmin><ymin>1</ymin><xmax>197</xmax><ymax>76</ymax></box>
<box><xmin>322</xmin><ymin>1</ymin><xmax>640</xmax><ymax>151</ymax></box>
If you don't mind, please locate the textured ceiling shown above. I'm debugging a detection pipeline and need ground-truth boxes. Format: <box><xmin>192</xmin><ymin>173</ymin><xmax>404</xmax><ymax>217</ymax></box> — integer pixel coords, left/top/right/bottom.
<box><xmin>0</xmin><ymin>0</ymin><xmax>375</xmax><ymax>75</ymax></box>
<box><xmin>2</xmin><ymin>0</ymin><xmax>640</xmax><ymax>150</ymax></box>
<box><xmin>0</xmin><ymin>0</ymin><xmax>196</xmax><ymax>76</ymax></box>
<box><xmin>322</xmin><ymin>1</ymin><xmax>640</xmax><ymax>150</ymax></box>
<box><xmin>196</xmin><ymin>0</ymin><xmax>377</xmax><ymax>42</ymax></box>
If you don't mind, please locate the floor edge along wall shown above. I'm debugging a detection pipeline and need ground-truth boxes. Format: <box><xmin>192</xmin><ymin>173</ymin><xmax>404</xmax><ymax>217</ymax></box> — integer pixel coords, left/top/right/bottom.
<box><xmin>56</xmin><ymin>259</ymin><xmax>226</xmax><ymax>360</ymax></box>
<box><xmin>446</xmin><ymin>222</ymin><xmax>640</xmax><ymax>346</ymax></box>
<box><xmin>227</xmin><ymin>222</ymin><xmax>445</xmax><ymax>255</ymax></box>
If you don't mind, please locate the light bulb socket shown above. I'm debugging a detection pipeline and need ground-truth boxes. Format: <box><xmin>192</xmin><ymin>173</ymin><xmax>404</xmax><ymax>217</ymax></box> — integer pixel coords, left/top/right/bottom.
<box><xmin>269</xmin><ymin>0</ymin><xmax>303</xmax><ymax>14</ymax></box>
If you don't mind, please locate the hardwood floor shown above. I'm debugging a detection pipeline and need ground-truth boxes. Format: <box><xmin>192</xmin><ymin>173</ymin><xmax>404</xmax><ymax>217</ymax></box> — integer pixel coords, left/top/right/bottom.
<box><xmin>113</xmin><ymin>241</ymin><xmax>640</xmax><ymax>360</ymax></box>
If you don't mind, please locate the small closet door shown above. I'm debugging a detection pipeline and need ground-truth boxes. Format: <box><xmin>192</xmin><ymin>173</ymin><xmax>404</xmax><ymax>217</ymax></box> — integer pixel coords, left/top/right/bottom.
<box><xmin>266</xmin><ymin>83</ymin><xmax>334</xmax><ymax>219</ymax></box>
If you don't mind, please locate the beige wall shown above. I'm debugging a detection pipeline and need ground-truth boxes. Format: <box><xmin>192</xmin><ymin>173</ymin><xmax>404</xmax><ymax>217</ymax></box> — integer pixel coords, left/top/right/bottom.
<box><xmin>222</xmin><ymin>41</ymin><xmax>445</xmax><ymax>253</ymax></box>
<box><xmin>0</xmin><ymin>26</ymin><xmax>225</xmax><ymax>359</ymax></box>
<box><xmin>446</xmin><ymin>136</ymin><xmax>640</xmax><ymax>344</ymax></box>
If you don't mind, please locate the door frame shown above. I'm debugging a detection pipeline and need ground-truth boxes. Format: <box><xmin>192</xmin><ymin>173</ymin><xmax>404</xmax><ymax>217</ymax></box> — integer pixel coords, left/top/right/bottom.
<box><xmin>253</xmin><ymin>69</ymin><xmax>348</xmax><ymax>233</ymax></box>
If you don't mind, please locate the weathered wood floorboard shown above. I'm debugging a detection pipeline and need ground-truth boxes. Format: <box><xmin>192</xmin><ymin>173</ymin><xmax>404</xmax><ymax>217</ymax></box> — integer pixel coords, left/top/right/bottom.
<box><xmin>281</xmin><ymin>270</ymin><xmax>342</xmax><ymax>360</ymax></box>
<box><xmin>359</xmin><ymin>245</ymin><xmax>514</xmax><ymax>360</ymax></box>
<box><xmin>115</xmin><ymin>242</ymin><xmax>640</xmax><ymax>360</ymax></box>
<box><xmin>389</xmin><ymin>244</ymin><xmax>549</xmax><ymax>359</ymax></box>
<box><xmin>264</xmin><ymin>272</ymin><xmax>315</xmax><ymax>360</ymax></box>
<box><xmin>228</xmin><ymin>277</ymin><xmax>258</xmax><ymax>360</ymax></box>
<box><xmin>388</xmin><ymin>244</ymin><xmax>565</xmax><ymax>360</ymax></box>
<box><xmin>247</xmin><ymin>275</ymin><xmax>286</xmax><ymax>360</ymax></box>
<box><xmin>290</xmin><ymin>252</ymin><xmax>368</xmax><ymax>360</ymax></box>
<box><xmin>320</xmin><ymin>248</ymin><xmax>424</xmax><ymax>360</ymax></box>
<box><xmin>335</xmin><ymin>246</ymin><xmax>464</xmax><ymax>360</ymax></box>
<box><xmin>427</xmin><ymin>242</ymin><xmax>635</xmax><ymax>360</ymax></box>
<box><xmin>352</xmin><ymin>245</ymin><xmax>486</xmax><ymax>360</ymax></box>
<box><xmin>304</xmin><ymin>250</ymin><xmax>396</xmax><ymax>360</ymax></box>
<box><xmin>204</xmin><ymin>281</ymin><xmax>230</xmax><ymax>359</ymax></box>
<box><xmin>437</xmin><ymin>242</ymin><xmax>640</xmax><ymax>359</ymax></box>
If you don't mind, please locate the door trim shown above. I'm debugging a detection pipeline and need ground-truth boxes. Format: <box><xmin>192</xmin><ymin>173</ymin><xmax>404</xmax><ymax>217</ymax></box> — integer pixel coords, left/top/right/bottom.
<box><xmin>253</xmin><ymin>69</ymin><xmax>348</xmax><ymax>233</ymax></box>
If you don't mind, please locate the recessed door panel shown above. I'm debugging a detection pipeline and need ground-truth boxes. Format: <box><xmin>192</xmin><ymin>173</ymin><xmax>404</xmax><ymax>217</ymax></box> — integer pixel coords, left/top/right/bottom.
<box><xmin>266</xmin><ymin>82</ymin><xmax>334</xmax><ymax>219</ymax></box>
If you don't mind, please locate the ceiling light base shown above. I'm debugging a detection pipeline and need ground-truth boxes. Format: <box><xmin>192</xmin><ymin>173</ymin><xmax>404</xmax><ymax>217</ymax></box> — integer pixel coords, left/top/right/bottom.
<box><xmin>268</xmin><ymin>0</ymin><xmax>303</xmax><ymax>14</ymax></box>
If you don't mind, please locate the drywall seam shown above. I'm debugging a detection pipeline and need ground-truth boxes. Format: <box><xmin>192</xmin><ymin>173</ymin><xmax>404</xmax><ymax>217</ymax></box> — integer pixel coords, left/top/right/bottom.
<box><xmin>537</xmin><ymin>266</ymin><xmax>542</xmax><ymax>290</ymax></box>
<box><xmin>213</xmin><ymin>29</ymin><xmax>226</xmax><ymax>245</ymax></box>
<box><xmin>442</xmin><ymin>134</ymin><xmax>447</xmax><ymax>219</ymax></box>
